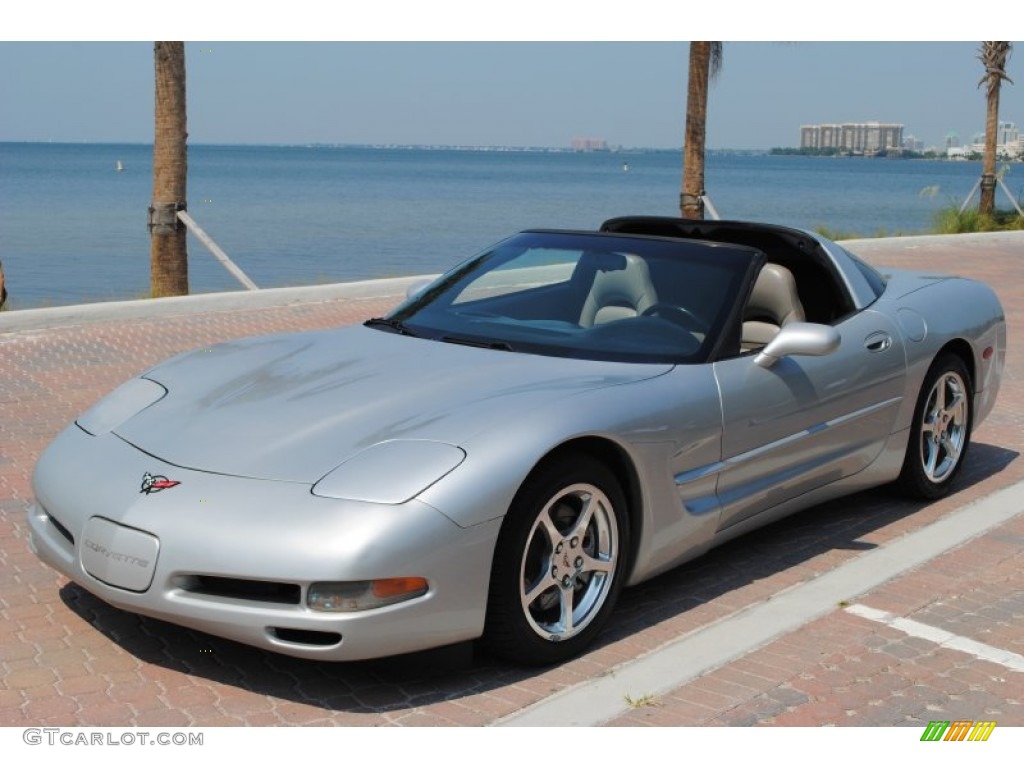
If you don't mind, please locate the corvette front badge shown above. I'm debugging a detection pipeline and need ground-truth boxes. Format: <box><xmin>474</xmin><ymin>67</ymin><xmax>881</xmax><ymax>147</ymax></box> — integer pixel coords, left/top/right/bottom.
<box><xmin>140</xmin><ymin>472</ymin><xmax>180</xmax><ymax>494</ymax></box>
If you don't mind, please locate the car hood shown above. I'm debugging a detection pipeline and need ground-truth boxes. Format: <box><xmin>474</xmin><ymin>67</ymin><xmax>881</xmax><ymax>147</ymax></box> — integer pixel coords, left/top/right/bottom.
<box><xmin>113</xmin><ymin>325</ymin><xmax>671</xmax><ymax>483</ymax></box>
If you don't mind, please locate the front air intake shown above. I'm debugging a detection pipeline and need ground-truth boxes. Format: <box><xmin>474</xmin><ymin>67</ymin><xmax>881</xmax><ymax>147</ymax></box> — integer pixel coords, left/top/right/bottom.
<box><xmin>183</xmin><ymin>575</ymin><xmax>301</xmax><ymax>605</ymax></box>
<box><xmin>269</xmin><ymin>628</ymin><xmax>342</xmax><ymax>647</ymax></box>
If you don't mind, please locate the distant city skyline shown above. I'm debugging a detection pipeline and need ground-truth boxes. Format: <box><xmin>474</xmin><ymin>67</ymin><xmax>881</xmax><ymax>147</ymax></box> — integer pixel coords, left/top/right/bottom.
<box><xmin>2</xmin><ymin>41</ymin><xmax>1023</xmax><ymax>150</ymax></box>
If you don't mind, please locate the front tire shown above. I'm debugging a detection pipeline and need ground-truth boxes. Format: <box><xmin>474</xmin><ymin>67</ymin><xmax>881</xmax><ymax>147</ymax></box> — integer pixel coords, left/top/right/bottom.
<box><xmin>897</xmin><ymin>353</ymin><xmax>972</xmax><ymax>499</ymax></box>
<box><xmin>482</xmin><ymin>454</ymin><xmax>629</xmax><ymax>666</ymax></box>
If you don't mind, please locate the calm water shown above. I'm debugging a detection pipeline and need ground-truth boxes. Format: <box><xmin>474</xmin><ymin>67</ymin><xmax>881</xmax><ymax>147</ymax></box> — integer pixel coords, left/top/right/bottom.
<box><xmin>0</xmin><ymin>142</ymin><xmax>999</xmax><ymax>309</ymax></box>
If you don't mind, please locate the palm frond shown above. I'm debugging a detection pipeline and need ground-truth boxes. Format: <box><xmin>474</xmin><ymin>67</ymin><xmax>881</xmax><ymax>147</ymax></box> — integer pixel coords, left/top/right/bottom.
<box><xmin>709</xmin><ymin>42</ymin><xmax>723</xmax><ymax>80</ymax></box>
<box><xmin>977</xmin><ymin>41</ymin><xmax>1013</xmax><ymax>96</ymax></box>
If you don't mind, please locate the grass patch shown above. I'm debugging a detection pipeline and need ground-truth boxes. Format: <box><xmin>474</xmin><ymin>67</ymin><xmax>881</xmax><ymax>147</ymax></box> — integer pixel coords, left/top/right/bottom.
<box><xmin>932</xmin><ymin>206</ymin><xmax>1024</xmax><ymax>234</ymax></box>
<box><xmin>623</xmin><ymin>693</ymin><xmax>661</xmax><ymax>708</ymax></box>
<box><xmin>814</xmin><ymin>225</ymin><xmax>863</xmax><ymax>241</ymax></box>
<box><xmin>814</xmin><ymin>225</ymin><xmax>904</xmax><ymax>241</ymax></box>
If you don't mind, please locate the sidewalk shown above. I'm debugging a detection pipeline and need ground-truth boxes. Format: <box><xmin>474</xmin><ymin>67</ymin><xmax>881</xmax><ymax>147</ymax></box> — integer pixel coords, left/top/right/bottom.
<box><xmin>1</xmin><ymin>231</ymin><xmax>1022</xmax><ymax>727</ymax></box>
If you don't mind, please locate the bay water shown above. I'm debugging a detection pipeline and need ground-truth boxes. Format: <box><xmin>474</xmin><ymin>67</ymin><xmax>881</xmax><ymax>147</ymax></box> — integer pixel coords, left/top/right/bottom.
<box><xmin>0</xmin><ymin>142</ymin><xmax>1007</xmax><ymax>309</ymax></box>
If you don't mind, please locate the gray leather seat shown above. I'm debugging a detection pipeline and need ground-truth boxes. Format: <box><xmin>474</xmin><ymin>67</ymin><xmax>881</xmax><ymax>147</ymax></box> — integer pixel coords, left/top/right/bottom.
<box><xmin>741</xmin><ymin>263</ymin><xmax>805</xmax><ymax>351</ymax></box>
<box><xmin>579</xmin><ymin>254</ymin><xmax>658</xmax><ymax>327</ymax></box>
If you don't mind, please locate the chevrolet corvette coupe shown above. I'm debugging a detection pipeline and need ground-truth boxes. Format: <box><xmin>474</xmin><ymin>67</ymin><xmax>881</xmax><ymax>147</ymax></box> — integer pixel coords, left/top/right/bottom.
<box><xmin>27</xmin><ymin>216</ymin><xmax>1006</xmax><ymax>665</ymax></box>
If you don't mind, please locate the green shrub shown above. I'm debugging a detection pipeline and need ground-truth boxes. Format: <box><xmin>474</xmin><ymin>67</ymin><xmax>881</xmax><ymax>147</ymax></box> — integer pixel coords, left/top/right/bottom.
<box><xmin>932</xmin><ymin>206</ymin><xmax>1024</xmax><ymax>234</ymax></box>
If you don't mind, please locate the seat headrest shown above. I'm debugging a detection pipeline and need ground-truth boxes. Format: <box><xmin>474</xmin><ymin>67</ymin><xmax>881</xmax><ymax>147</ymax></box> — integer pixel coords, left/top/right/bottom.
<box><xmin>746</xmin><ymin>263</ymin><xmax>804</xmax><ymax>327</ymax></box>
<box><xmin>579</xmin><ymin>253</ymin><xmax>658</xmax><ymax>327</ymax></box>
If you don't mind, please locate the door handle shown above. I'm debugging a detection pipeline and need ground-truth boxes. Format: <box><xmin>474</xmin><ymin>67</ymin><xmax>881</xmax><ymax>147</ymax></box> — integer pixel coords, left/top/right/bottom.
<box><xmin>864</xmin><ymin>333</ymin><xmax>892</xmax><ymax>352</ymax></box>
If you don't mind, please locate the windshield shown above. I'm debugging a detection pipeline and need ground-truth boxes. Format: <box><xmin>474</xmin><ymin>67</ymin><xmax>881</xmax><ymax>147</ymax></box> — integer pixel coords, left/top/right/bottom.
<box><xmin>374</xmin><ymin>231</ymin><xmax>757</xmax><ymax>364</ymax></box>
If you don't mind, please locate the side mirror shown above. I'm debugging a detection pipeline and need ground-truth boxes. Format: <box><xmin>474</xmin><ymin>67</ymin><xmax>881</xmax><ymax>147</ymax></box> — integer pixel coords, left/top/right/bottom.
<box><xmin>755</xmin><ymin>322</ymin><xmax>841</xmax><ymax>369</ymax></box>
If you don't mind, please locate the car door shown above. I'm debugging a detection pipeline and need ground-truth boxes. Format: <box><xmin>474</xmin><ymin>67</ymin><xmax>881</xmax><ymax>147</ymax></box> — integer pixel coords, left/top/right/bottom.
<box><xmin>711</xmin><ymin>308</ymin><xmax>906</xmax><ymax>532</ymax></box>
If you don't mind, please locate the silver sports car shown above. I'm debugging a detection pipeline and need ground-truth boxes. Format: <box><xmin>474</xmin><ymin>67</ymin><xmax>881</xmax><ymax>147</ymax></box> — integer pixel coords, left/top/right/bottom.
<box><xmin>28</xmin><ymin>217</ymin><xmax>1006</xmax><ymax>665</ymax></box>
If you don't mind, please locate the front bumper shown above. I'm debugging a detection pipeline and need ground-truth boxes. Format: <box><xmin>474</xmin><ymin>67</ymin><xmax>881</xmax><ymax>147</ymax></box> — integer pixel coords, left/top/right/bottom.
<box><xmin>27</xmin><ymin>425</ymin><xmax>500</xmax><ymax>661</ymax></box>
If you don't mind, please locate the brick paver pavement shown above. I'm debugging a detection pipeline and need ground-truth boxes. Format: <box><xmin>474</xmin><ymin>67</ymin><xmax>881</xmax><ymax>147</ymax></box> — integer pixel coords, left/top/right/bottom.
<box><xmin>2</xmin><ymin>231</ymin><xmax>1022</xmax><ymax>726</ymax></box>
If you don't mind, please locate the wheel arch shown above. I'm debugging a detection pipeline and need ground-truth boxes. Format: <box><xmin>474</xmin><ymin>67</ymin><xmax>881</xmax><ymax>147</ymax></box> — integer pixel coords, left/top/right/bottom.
<box><xmin>937</xmin><ymin>338</ymin><xmax>976</xmax><ymax>391</ymax></box>
<box><xmin>896</xmin><ymin>343</ymin><xmax>974</xmax><ymax>499</ymax></box>
<box><xmin>532</xmin><ymin>436</ymin><xmax>645</xmax><ymax>581</ymax></box>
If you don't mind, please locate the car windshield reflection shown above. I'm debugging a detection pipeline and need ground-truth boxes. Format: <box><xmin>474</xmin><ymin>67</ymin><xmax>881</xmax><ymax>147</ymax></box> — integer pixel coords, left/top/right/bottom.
<box><xmin>373</xmin><ymin>231</ymin><xmax>755</xmax><ymax>364</ymax></box>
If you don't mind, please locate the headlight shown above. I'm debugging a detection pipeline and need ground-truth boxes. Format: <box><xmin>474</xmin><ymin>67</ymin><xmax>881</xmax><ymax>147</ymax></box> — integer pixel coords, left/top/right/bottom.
<box><xmin>311</xmin><ymin>440</ymin><xmax>465</xmax><ymax>504</ymax></box>
<box><xmin>307</xmin><ymin>578</ymin><xmax>429</xmax><ymax>612</ymax></box>
<box><xmin>76</xmin><ymin>377</ymin><xmax>168</xmax><ymax>436</ymax></box>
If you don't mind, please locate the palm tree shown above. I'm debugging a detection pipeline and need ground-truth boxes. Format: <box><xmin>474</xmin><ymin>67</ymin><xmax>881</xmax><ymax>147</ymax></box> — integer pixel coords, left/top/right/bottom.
<box><xmin>149</xmin><ymin>42</ymin><xmax>189</xmax><ymax>297</ymax></box>
<box><xmin>680</xmin><ymin>42</ymin><xmax>723</xmax><ymax>220</ymax></box>
<box><xmin>977</xmin><ymin>42</ymin><xmax>1013</xmax><ymax>217</ymax></box>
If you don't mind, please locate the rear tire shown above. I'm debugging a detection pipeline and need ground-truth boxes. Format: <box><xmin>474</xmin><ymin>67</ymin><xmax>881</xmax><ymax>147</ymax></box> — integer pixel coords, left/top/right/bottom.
<box><xmin>897</xmin><ymin>353</ymin><xmax>972</xmax><ymax>499</ymax></box>
<box><xmin>482</xmin><ymin>453</ymin><xmax>629</xmax><ymax>666</ymax></box>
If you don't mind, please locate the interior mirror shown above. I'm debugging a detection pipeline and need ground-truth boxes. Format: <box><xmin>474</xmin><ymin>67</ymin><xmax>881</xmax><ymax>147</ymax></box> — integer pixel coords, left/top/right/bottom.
<box><xmin>755</xmin><ymin>322</ymin><xmax>841</xmax><ymax>369</ymax></box>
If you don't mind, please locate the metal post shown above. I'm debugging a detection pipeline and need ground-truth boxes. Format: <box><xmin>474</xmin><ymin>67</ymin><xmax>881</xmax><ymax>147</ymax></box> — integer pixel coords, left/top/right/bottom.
<box><xmin>701</xmin><ymin>195</ymin><xmax>721</xmax><ymax>221</ymax></box>
<box><xmin>959</xmin><ymin>179</ymin><xmax>981</xmax><ymax>213</ymax></box>
<box><xmin>961</xmin><ymin>177</ymin><xmax>1024</xmax><ymax>217</ymax></box>
<box><xmin>176</xmin><ymin>211</ymin><xmax>259</xmax><ymax>291</ymax></box>
<box><xmin>997</xmin><ymin>177</ymin><xmax>1024</xmax><ymax>217</ymax></box>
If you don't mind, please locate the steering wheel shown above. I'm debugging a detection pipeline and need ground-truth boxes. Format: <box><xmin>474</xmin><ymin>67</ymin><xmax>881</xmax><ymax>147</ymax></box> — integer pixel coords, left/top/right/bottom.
<box><xmin>640</xmin><ymin>303</ymin><xmax>706</xmax><ymax>332</ymax></box>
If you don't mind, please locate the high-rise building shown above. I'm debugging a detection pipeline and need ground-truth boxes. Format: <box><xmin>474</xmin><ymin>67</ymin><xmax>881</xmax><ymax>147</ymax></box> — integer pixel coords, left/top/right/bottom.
<box><xmin>570</xmin><ymin>137</ymin><xmax>609</xmax><ymax>152</ymax></box>
<box><xmin>799</xmin><ymin>122</ymin><xmax>904</xmax><ymax>153</ymax></box>
<box><xmin>964</xmin><ymin>123</ymin><xmax>1020</xmax><ymax>158</ymax></box>
<box><xmin>998</xmin><ymin>121</ymin><xmax>1019</xmax><ymax>147</ymax></box>
<box><xmin>902</xmin><ymin>134</ymin><xmax>925</xmax><ymax>152</ymax></box>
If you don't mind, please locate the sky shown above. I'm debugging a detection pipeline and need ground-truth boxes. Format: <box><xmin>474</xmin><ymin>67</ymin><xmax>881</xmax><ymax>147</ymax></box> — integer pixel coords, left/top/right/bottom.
<box><xmin>3</xmin><ymin>5</ymin><xmax>1023</xmax><ymax>150</ymax></box>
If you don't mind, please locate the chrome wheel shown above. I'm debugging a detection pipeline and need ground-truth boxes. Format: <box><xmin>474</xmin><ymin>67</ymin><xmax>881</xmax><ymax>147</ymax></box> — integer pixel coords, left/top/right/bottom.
<box><xmin>918</xmin><ymin>370</ymin><xmax>968</xmax><ymax>483</ymax></box>
<box><xmin>898</xmin><ymin>353</ymin><xmax>972</xmax><ymax>500</ymax></box>
<box><xmin>519</xmin><ymin>483</ymin><xmax>618</xmax><ymax>643</ymax></box>
<box><xmin>483</xmin><ymin>453</ymin><xmax>629</xmax><ymax>665</ymax></box>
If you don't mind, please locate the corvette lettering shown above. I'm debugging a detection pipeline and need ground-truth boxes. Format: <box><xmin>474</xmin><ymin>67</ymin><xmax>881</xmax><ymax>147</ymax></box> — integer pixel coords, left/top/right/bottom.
<box><xmin>83</xmin><ymin>539</ymin><xmax>149</xmax><ymax>569</ymax></box>
<box><xmin>140</xmin><ymin>472</ymin><xmax>180</xmax><ymax>494</ymax></box>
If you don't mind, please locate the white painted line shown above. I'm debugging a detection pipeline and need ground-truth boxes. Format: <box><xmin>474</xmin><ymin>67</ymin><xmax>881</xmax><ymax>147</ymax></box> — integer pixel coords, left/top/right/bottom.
<box><xmin>496</xmin><ymin>480</ymin><xmax>1024</xmax><ymax>726</ymax></box>
<box><xmin>845</xmin><ymin>603</ymin><xmax>1024</xmax><ymax>672</ymax></box>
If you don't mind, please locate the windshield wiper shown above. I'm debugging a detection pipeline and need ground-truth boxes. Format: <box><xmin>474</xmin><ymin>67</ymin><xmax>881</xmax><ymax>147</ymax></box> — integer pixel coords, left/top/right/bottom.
<box><xmin>439</xmin><ymin>335</ymin><xmax>514</xmax><ymax>351</ymax></box>
<box><xmin>364</xmin><ymin>317</ymin><xmax>421</xmax><ymax>337</ymax></box>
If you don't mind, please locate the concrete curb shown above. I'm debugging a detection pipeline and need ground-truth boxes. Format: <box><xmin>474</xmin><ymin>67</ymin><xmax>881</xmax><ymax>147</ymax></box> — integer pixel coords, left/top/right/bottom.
<box><xmin>841</xmin><ymin>229</ymin><xmax>1024</xmax><ymax>250</ymax></box>
<box><xmin>0</xmin><ymin>273</ymin><xmax>438</xmax><ymax>334</ymax></box>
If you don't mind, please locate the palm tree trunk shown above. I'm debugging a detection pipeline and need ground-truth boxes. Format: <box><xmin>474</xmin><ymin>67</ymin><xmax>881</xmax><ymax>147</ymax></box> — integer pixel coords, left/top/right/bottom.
<box><xmin>978</xmin><ymin>41</ymin><xmax>1012</xmax><ymax>217</ymax></box>
<box><xmin>149</xmin><ymin>42</ymin><xmax>188</xmax><ymax>297</ymax></box>
<box><xmin>979</xmin><ymin>76</ymin><xmax>1001</xmax><ymax>216</ymax></box>
<box><xmin>681</xmin><ymin>42</ymin><xmax>712</xmax><ymax>220</ymax></box>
